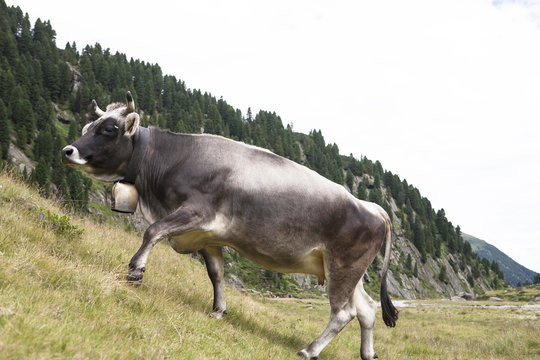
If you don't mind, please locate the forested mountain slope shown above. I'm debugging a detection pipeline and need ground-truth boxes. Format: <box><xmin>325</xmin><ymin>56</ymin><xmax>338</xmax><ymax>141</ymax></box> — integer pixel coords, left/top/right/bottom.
<box><xmin>462</xmin><ymin>233</ymin><xmax>538</xmax><ymax>287</ymax></box>
<box><xmin>0</xmin><ymin>0</ymin><xmax>509</xmax><ymax>298</ymax></box>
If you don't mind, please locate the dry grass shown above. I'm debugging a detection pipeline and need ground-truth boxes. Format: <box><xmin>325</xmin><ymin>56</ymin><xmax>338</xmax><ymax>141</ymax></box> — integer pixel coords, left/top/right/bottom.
<box><xmin>0</xmin><ymin>171</ymin><xmax>538</xmax><ymax>359</ymax></box>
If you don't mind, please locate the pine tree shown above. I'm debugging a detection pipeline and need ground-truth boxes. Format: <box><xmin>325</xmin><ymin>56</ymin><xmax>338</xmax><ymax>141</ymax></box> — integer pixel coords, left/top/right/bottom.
<box><xmin>191</xmin><ymin>100</ymin><xmax>204</xmax><ymax>132</ymax></box>
<box><xmin>63</xmin><ymin>41</ymin><xmax>78</xmax><ymax>63</ymax></box>
<box><xmin>472</xmin><ymin>262</ymin><xmax>481</xmax><ymax>279</ymax></box>
<box><xmin>357</xmin><ymin>180</ymin><xmax>367</xmax><ymax>200</ymax></box>
<box><xmin>413</xmin><ymin>220</ymin><xmax>427</xmax><ymax>263</ymax></box>
<box><xmin>12</xmin><ymin>96</ymin><xmax>35</xmax><ymax>145</ymax></box>
<box><xmin>491</xmin><ymin>276</ymin><xmax>500</xmax><ymax>289</ymax></box>
<box><xmin>434</xmin><ymin>235</ymin><xmax>442</xmax><ymax>257</ymax></box>
<box><xmin>57</xmin><ymin>61</ymin><xmax>71</xmax><ymax>102</ymax></box>
<box><xmin>447</xmin><ymin>232</ymin><xmax>457</xmax><ymax>253</ymax></box>
<box><xmin>405</xmin><ymin>253</ymin><xmax>413</xmax><ymax>272</ymax></box>
<box><xmin>51</xmin><ymin>152</ymin><xmax>68</xmax><ymax>198</ymax></box>
<box><xmin>424</xmin><ymin>223</ymin><xmax>434</xmax><ymax>256</ymax></box>
<box><xmin>67</xmin><ymin>120</ymin><xmax>79</xmax><ymax>143</ymax></box>
<box><xmin>368</xmin><ymin>186</ymin><xmax>383</xmax><ymax>206</ymax></box>
<box><xmin>35</xmin><ymin>97</ymin><xmax>54</xmax><ymax>130</ymax></box>
<box><xmin>463</xmin><ymin>240</ymin><xmax>472</xmax><ymax>260</ymax></box>
<box><xmin>467</xmin><ymin>274</ymin><xmax>474</xmax><ymax>287</ymax></box>
<box><xmin>439</xmin><ymin>265</ymin><xmax>449</xmax><ymax>284</ymax></box>
<box><xmin>481</xmin><ymin>257</ymin><xmax>491</xmax><ymax>276</ymax></box>
<box><xmin>17</xmin><ymin>13</ymin><xmax>32</xmax><ymax>55</ymax></box>
<box><xmin>373</xmin><ymin>173</ymin><xmax>381</xmax><ymax>189</ymax></box>
<box><xmin>0</xmin><ymin>61</ymin><xmax>16</xmax><ymax>100</ymax></box>
<box><xmin>345</xmin><ymin>169</ymin><xmax>354</xmax><ymax>191</ymax></box>
<box><xmin>14</xmin><ymin>58</ymin><xmax>31</xmax><ymax>92</ymax></box>
<box><xmin>34</xmin><ymin>128</ymin><xmax>53</xmax><ymax>164</ymax></box>
<box><xmin>66</xmin><ymin>168</ymin><xmax>87</xmax><ymax>211</ymax></box>
<box><xmin>31</xmin><ymin>157</ymin><xmax>50</xmax><ymax>195</ymax></box>
<box><xmin>206</xmin><ymin>103</ymin><xmax>224</xmax><ymax>135</ymax></box>
<box><xmin>348</xmin><ymin>155</ymin><xmax>363</xmax><ymax>176</ymax></box>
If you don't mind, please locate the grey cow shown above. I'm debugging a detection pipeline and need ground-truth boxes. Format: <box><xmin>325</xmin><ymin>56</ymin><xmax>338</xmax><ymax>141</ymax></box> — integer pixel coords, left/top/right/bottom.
<box><xmin>62</xmin><ymin>92</ymin><xmax>398</xmax><ymax>359</ymax></box>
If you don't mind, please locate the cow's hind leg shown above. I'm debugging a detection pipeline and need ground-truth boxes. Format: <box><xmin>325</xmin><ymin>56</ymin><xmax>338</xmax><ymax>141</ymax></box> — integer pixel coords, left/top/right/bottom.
<box><xmin>201</xmin><ymin>246</ymin><xmax>227</xmax><ymax>319</ymax></box>
<box><xmin>298</xmin><ymin>268</ymin><xmax>360</xmax><ymax>359</ymax></box>
<box><xmin>354</xmin><ymin>279</ymin><xmax>378</xmax><ymax>360</ymax></box>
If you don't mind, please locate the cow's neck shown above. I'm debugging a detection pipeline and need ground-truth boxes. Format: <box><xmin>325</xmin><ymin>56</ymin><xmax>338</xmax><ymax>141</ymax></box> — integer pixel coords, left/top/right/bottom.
<box><xmin>124</xmin><ymin>127</ymin><xmax>150</xmax><ymax>184</ymax></box>
<box><xmin>134</xmin><ymin>129</ymin><xmax>199</xmax><ymax>221</ymax></box>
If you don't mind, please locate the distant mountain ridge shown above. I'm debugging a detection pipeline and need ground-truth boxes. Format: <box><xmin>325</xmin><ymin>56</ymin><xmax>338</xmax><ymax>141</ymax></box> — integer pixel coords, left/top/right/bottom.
<box><xmin>462</xmin><ymin>233</ymin><xmax>537</xmax><ymax>287</ymax></box>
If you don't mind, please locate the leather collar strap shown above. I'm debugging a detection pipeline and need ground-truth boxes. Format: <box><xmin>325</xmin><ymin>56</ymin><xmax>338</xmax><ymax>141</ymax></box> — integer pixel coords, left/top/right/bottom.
<box><xmin>123</xmin><ymin>127</ymin><xmax>149</xmax><ymax>184</ymax></box>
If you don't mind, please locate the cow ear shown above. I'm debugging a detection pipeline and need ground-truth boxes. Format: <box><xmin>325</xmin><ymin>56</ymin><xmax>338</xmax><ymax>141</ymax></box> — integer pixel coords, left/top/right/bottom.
<box><xmin>82</xmin><ymin>122</ymin><xmax>92</xmax><ymax>135</ymax></box>
<box><xmin>124</xmin><ymin>113</ymin><xmax>140</xmax><ymax>137</ymax></box>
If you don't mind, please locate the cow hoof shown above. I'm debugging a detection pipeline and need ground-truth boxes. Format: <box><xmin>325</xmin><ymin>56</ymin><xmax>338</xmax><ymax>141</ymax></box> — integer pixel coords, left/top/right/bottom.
<box><xmin>362</xmin><ymin>352</ymin><xmax>378</xmax><ymax>360</ymax></box>
<box><xmin>210</xmin><ymin>309</ymin><xmax>227</xmax><ymax>319</ymax></box>
<box><xmin>297</xmin><ymin>350</ymin><xmax>317</xmax><ymax>360</ymax></box>
<box><xmin>126</xmin><ymin>268</ymin><xmax>144</xmax><ymax>285</ymax></box>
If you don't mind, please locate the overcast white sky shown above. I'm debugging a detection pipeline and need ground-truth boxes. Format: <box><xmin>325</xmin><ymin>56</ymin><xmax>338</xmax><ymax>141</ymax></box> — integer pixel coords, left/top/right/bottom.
<box><xmin>7</xmin><ymin>0</ymin><xmax>540</xmax><ymax>273</ymax></box>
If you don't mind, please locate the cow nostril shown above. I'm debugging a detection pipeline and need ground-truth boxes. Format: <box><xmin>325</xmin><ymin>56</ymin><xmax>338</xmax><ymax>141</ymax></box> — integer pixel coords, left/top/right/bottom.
<box><xmin>62</xmin><ymin>146</ymin><xmax>76</xmax><ymax>159</ymax></box>
<box><xmin>61</xmin><ymin>145</ymin><xmax>87</xmax><ymax>165</ymax></box>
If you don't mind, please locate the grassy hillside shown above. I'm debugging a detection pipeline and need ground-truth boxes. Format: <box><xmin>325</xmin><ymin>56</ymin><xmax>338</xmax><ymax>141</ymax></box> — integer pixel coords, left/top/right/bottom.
<box><xmin>1</xmin><ymin>171</ymin><xmax>539</xmax><ymax>359</ymax></box>
<box><xmin>463</xmin><ymin>233</ymin><xmax>538</xmax><ymax>287</ymax></box>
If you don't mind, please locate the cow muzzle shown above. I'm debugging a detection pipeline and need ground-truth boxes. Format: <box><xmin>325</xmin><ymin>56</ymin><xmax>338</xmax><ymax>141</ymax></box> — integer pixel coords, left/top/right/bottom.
<box><xmin>61</xmin><ymin>145</ymin><xmax>87</xmax><ymax>166</ymax></box>
<box><xmin>111</xmin><ymin>181</ymin><xmax>139</xmax><ymax>213</ymax></box>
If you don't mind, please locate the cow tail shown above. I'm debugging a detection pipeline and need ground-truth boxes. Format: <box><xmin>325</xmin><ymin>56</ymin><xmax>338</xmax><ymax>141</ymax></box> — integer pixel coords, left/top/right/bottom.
<box><xmin>380</xmin><ymin>214</ymin><xmax>398</xmax><ymax>327</ymax></box>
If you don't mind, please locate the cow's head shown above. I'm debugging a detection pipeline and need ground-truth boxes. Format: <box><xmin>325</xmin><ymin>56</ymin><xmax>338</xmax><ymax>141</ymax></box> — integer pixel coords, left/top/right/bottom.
<box><xmin>61</xmin><ymin>91</ymin><xmax>141</xmax><ymax>182</ymax></box>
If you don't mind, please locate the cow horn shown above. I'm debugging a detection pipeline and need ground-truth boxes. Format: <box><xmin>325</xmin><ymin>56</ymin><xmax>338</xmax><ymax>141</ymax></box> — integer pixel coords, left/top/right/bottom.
<box><xmin>126</xmin><ymin>91</ymin><xmax>135</xmax><ymax>113</ymax></box>
<box><xmin>92</xmin><ymin>99</ymin><xmax>105</xmax><ymax>117</ymax></box>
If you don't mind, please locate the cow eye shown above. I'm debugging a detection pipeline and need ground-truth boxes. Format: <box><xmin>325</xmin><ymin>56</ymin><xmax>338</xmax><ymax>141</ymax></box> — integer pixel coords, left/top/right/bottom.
<box><xmin>102</xmin><ymin>126</ymin><xmax>115</xmax><ymax>135</ymax></box>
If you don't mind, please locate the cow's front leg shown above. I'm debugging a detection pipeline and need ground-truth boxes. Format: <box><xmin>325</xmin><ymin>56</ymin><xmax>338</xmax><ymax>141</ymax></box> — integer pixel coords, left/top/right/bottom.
<box><xmin>201</xmin><ymin>246</ymin><xmax>227</xmax><ymax>319</ymax></box>
<box><xmin>127</xmin><ymin>206</ymin><xmax>208</xmax><ymax>284</ymax></box>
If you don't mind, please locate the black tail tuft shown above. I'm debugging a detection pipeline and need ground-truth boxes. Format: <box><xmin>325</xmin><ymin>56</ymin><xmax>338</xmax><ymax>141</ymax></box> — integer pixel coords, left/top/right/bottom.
<box><xmin>380</xmin><ymin>279</ymin><xmax>398</xmax><ymax>327</ymax></box>
<box><xmin>379</xmin><ymin>209</ymin><xmax>398</xmax><ymax>327</ymax></box>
